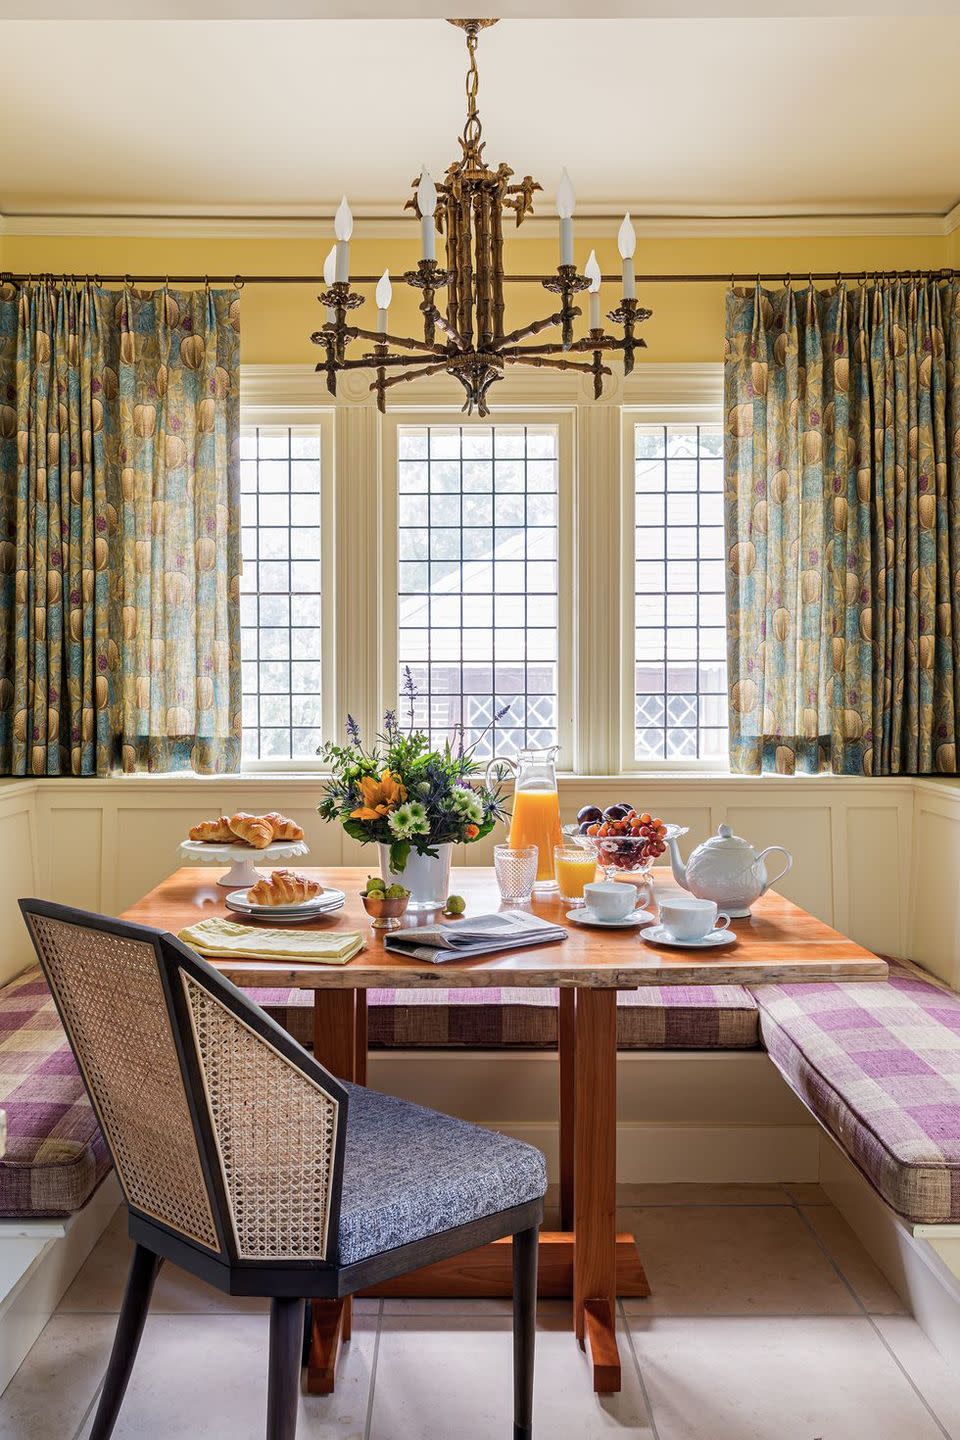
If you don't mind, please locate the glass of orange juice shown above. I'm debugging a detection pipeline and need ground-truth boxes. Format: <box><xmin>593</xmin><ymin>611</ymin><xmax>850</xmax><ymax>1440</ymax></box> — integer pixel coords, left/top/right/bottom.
<box><xmin>554</xmin><ymin>845</ymin><xmax>598</xmax><ymax>907</ymax></box>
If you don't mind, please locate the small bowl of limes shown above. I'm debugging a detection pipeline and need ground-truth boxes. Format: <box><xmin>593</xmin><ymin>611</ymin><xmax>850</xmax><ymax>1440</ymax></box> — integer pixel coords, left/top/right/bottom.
<box><xmin>360</xmin><ymin>876</ymin><xmax>411</xmax><ymax>931</ymax></box>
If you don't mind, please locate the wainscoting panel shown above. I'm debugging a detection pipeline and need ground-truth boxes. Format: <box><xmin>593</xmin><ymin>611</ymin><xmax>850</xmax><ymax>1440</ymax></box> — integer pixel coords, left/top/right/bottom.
<box><xmin>910</xmin><ymin>781</ymin><xmax>960</xmax><ymax>989</ymax></box>
<box><xmin>0</xmin><ymin>787</ymin><xmax>39</xmax><ymax>986</ymax></box>
<box><xmin>721</xmin><ymin>803</ymin><xmax>835</xmax><ymax>923</ymax></box>
<box><xmin>0</xmin><ymin>773</ymin><xmax>935</xmax><ymax>975</ymax></box>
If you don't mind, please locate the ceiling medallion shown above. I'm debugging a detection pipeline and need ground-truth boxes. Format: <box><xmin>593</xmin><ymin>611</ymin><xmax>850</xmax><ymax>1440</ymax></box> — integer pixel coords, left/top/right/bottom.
<box><xmin>311</xmin><ymin>18</ymin><xmax>652</xmax><ymax>416</ymax></box>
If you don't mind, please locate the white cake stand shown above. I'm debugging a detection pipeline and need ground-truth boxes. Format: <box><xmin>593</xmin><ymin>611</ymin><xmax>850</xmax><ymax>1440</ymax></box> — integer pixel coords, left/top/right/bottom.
<box><xmin>178</xmin><ymin>839</ymin><xmax>309</xmax><ymax>889</ymax></box>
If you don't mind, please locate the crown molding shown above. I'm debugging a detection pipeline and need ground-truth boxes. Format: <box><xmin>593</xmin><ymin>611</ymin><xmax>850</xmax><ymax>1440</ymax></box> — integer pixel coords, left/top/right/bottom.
<box><xmin>240</xmin><ymin>360</ymin><xmax>723</xmax><ymax>412</ymax></box>
<box><xmin>1</xmin><ymin>207</ymin><xmax>954</xmax><ymax>242</ymax></box>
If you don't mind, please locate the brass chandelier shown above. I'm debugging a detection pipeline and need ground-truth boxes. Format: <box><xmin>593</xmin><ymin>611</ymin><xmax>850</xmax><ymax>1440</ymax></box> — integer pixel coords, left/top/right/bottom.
<box><xmin>311</xmin><ymin>18</ymin><xmax>652</xmax><ymax>416</ymax></box>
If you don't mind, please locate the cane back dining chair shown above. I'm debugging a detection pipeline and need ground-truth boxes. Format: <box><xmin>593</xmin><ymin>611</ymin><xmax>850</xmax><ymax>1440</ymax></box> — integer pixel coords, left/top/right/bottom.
<box><xmin>19</xmin><ymin>899</ymin><xmax>546</xmax><ymax>1440</ymax></box>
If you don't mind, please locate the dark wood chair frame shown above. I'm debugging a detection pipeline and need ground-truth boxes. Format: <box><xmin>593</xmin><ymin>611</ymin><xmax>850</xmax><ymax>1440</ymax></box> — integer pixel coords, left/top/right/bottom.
<box><xmin>20</xmin><ymin>898</ymin><xmax>543</xmax><ymax>1440</ymax></box>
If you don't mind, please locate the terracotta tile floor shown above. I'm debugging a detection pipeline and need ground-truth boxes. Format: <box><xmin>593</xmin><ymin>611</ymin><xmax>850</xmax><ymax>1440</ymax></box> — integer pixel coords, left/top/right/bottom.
<box><xmin>3</xmin><ymin>1184</ymin><xmax>959</xmax><ymax>1440</ymax></box>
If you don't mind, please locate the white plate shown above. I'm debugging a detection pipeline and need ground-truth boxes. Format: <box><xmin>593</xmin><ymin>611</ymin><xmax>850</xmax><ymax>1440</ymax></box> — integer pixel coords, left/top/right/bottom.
<box><xmin>227</xmin><ymin>886</ymin><xmax>345</xmax><ymax>915</ymax></box>
<box><xmin>566</xmin><ymin>907</ymin><xmax>656</xmax><ymax>930</ymax></box>
<box><xmin>224</xmin><ymin>897</ymin><xmax>345</xmax><ymax>925</ymax></box>
<box><xmin>639</xmin><ymin>924</ymin><xmax>737</xmax><ymax>949</ymax></box>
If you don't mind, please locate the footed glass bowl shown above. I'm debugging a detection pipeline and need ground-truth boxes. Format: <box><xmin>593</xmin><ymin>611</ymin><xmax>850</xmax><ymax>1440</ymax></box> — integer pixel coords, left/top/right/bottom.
<box><xmin>562</xmin><ymin>822</ymin><xmax>687</xmax><ymax>882</ymax></box>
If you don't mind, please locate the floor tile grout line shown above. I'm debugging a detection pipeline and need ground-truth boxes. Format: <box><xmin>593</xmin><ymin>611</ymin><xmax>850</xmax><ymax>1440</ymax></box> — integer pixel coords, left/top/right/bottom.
<box><xmin>362</xmin><ymin>1299</ymin><xmax>384</xmax><ymax>1440</ymax></box>
<box><xmin>794</xmin><ymin>1204</ymin><xmax>955</xmax><ymax>1440</ymax></box>
<box><xmin>70</xmin><ymin>1377</ymin><xmax>103</xmax><ymax>1440</ymax></box>
<box><xmin>618</xmin><ymin>1298</ymin><xmax>662</xmax><ymax>1440</ymax></box>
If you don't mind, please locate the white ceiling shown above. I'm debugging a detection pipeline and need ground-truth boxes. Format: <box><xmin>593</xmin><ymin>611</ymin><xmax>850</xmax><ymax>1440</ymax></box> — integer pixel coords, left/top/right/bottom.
<box><xmin>1</xmin><ymin>17</ymin><xmax>959</xmax><ymax>220</ymax></box>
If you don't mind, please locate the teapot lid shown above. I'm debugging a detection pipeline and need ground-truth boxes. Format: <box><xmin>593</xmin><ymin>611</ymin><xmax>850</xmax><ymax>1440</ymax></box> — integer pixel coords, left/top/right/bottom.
<box><xmin>701</xmin><ymin>823</ymin><xmax>754</xmax><ymax>852</ymax></box>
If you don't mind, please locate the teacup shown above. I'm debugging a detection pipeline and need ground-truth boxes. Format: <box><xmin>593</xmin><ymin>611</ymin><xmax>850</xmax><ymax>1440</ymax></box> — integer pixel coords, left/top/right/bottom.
<box><xmin>583</xmin><ymin>881</ymin><xmax>636</xmax><ymax>922</ymax></box>
<box><xmin>658</xmin><ymin>896</ymin><xmax>730</xmax><ymax>942</ymax></box>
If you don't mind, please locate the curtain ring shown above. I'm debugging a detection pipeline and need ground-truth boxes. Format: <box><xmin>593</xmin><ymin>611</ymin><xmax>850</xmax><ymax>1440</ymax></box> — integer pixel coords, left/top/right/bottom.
<box><xmin>124</xmin><ymin>274</ymin><xmax>134</xmax><ymax>289</ymax></box>
<box><xmin>783</xmin><ymin>272</ymin><xmax>791</xmax><ymax>288</ymax></box>
<box><xmin>234</xmin><ymin>274</ymin><xmax>244</xmax><ymax>290</ymax></box>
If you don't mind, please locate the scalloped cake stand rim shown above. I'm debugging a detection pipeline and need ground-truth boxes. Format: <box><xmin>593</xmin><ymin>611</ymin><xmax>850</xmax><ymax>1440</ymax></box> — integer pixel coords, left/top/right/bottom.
<box><xmin>178</xmin><ymin>839</ymin><xmax>309</xmax><ymax>888</ymax></box>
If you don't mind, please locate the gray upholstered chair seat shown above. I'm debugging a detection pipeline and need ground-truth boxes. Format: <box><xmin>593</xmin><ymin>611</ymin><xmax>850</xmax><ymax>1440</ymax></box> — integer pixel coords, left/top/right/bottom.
<box><xmin>338</xmin><ymin>1082</ymin><xmax>547</xmax><ymax>1265</ymax></box>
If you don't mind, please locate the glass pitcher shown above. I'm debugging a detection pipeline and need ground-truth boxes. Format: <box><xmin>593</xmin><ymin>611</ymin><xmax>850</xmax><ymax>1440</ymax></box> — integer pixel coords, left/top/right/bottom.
<box><xmin>486</xmin><ymin>744</ymin><xmax>563</xmax><ymax>891</ymax></box>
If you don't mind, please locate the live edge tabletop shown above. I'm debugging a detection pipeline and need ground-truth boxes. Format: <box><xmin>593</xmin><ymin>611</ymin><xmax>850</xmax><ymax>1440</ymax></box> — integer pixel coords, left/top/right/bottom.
<box><xmin>121</xmin><ymin>865</ymin><xmax>888</xmax><ymax>990</ymax></box>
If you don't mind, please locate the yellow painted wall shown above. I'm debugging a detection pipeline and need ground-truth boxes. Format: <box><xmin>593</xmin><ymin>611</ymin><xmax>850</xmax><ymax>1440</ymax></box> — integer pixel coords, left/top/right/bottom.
<box><xmin>3</xmin><ymin>229</ymin><xmax>951</xmax><ymax>365</ymax></box>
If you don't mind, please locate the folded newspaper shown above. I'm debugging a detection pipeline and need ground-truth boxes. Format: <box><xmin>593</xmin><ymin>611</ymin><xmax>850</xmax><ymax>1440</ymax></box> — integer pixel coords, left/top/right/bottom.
<box><xmin>384</xmin><ymin>909</ymin><xmax>567</xmax><ymax>964</ymax></box>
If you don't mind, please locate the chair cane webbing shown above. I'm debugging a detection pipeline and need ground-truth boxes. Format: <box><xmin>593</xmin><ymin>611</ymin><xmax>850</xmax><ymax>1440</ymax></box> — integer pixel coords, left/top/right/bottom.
<box><xmin>182</xmin><ymin>974</ymin><xmax>339</xmax><ymax>1261</ymax></box>
<box><xmin>25</xmin><ymin>914</ymin><xmax>219</xmax><ymax>1250</ymax></box>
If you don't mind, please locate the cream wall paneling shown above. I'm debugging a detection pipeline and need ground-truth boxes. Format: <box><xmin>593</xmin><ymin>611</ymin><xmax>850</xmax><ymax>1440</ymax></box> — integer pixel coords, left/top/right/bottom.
<box><xmin>0</xmin><ymin>772</ymin><xmax>929</xmax><ymax>966</ymax></box>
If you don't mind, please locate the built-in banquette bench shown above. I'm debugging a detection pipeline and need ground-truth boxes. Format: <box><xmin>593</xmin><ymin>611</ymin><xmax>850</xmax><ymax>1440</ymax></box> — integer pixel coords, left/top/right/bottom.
<box><xmin>5</xmin><ymin>960</ymin><xmax>960</xmax><ymax>1227</ymax></box>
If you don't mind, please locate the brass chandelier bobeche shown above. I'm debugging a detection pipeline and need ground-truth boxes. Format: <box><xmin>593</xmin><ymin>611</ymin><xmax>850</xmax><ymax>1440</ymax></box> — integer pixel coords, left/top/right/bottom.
<box><xmin>311</xmin><ymin>18</ymin><xmax>652</xmax><ymax>416</ymax></box>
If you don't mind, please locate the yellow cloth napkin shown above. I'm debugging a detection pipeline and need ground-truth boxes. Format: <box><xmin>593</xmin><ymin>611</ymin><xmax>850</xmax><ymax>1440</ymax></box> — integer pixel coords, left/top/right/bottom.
<box><xmin>178</xmin><ymin>917</ymin><xmax>364</xmax><ymax>965</ymax></box>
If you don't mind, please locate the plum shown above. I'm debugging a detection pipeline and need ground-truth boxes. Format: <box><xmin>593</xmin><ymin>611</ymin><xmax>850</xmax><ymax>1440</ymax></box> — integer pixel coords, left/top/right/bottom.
<box><xmin>603</xmin><ymin>804</ymin><xmax>629</xmax><ymax>822</ymax></box>
<box><xmin>577</xmin><ymin>805</ymin><xmax>603</xmax><ymax>824</ymax></box>
<box><xmin>578</xmin><ymin>820</ymin><xmax>594</xmax><ymax>834</ymax></box>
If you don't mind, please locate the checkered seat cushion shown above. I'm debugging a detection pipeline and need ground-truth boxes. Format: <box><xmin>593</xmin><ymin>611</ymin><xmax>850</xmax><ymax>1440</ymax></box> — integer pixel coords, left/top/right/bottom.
<box><xmin>338</xmin><ymin>1081</ymin><xmax>547</xmax><ymax>1264</ymax></box>
<box><xmin>253</xmin><ymin>983</ymin><xmax>761</xmax><ymax>1052</ymax></box>
<box><xmin>0</xmin><ymin>966</ymin><xmax>112</xmax><ymax>1217</ymax></box>
<box><xmin>751</xmin><ymin>965</ymin><xmax>960</xmax><ymax>1224</ymax></box>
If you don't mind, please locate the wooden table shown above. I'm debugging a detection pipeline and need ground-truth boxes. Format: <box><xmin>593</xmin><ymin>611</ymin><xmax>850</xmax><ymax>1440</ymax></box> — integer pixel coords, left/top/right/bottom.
<box><xmin>122</xmin><ymin>866</ymin><xmax>887</xmax><ymax>1396</ymax></box>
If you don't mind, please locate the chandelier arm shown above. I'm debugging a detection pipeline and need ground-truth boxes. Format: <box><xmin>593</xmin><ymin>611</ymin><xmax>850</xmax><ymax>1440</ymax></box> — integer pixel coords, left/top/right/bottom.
<box><xmin>505</xmin><ymin>354</ymin><xmax>612</xmax><ymax>377</ymax></box>
<box><xmin>374</xmin><ymin>358</ymin><xmax>460</xmax><ymax>392</ymax></box>
<box><xmin>425</xmin><ymin>307</ymin><xmax>469</xmax><ymax>351</ymax></box>
<box><xmin>342</xmin><ymin>324</ymin><xmax>442</xmax><ymax>355</ymax></box>
<box><xmin>495</xmin><ymin>311</ymin><xmax>569</xmax><ymax>348</ymax></box>
<box><xmin>337</xmin><ymin>353</ymin><xmax>448</xmax><ymax>369</ymax></box>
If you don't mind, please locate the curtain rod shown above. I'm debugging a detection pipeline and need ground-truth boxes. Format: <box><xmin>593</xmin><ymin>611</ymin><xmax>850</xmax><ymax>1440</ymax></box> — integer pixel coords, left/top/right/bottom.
<box><xmin>2</xmin><ymin>269</ymin><xmax>957</xmax><ymax>287</ymax></box>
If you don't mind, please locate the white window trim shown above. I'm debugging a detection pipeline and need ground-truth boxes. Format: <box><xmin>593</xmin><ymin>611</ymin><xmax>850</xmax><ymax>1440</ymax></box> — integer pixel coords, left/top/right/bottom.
<box><xmin>239</xmin><ymin>402</ymin><xmax>336</xmax><ymax>772</ymax></box>
<box><xmin>619</xmin><ymin>402</ymin><xmax>727</xmax><ymax>774</ymax></box>
<box><xmin>379</xmin><ymin>407</ymin><xmax>576</xmax><ymax>771</ymax></box>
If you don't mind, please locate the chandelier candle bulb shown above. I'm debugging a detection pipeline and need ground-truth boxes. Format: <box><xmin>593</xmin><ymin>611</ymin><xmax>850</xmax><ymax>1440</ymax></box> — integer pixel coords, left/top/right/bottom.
<box><xmin>376</xmin><ymin>270</ymin><xmax>392</xmax><ymax>333</ymax></box>
<box><xmin>418</xmin><ymin>168</ymin><xmax>438</xmax><ymax>262</ymax></box>
<box><xmin>556</xmin><ymin>169</ymin><xmax>575</xmax><ymax>267</ymax></box>
<box><xmin>618</xmin><ymin>212</ymin><xmax>637</xmax><ymax>300</ymax></box>
<box><xmin>585</xmin><ymin>249</ymin><xmax>602</xmax><ymax>330</ymax></box>
<box><xmin>334</xmin><ymin>195</ymin><xmax>353</xmax><ymax>284</ymax></box>
<box><xmin>322</xmin><ymin>245</ymin><xmax>337</xmax><ymax>323</ymax></box>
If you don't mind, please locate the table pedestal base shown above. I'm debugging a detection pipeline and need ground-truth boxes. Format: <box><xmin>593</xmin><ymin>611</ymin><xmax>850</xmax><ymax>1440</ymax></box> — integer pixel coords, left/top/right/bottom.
<box><xmin>304</xmin><ymin>1234</ymin><xmax>649</xmax><ymax>1395</ymax></box>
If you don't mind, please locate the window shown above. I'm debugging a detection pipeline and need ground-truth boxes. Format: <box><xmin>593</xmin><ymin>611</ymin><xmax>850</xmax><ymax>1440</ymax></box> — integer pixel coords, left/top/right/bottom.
<box><xmin>632</xmin><ymin>421</ymin><xmax>728</xmax><ymax>762</ymax></box>
<box><xmin>239</xmin><ymin>425</ymin><xmax>325</xmax><ymax>763</ymax></box>
<box><xmin>393</xmin><ymin>422</ymin><xmax>563</xmax><ymax>762</ymax></box>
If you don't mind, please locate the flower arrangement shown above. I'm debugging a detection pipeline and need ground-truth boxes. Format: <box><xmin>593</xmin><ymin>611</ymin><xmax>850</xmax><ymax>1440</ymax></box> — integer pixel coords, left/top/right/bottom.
<box><xmin>317</xmin><ymin>671</ymin><xmax>509</xmax><ymax>873</ymax></box>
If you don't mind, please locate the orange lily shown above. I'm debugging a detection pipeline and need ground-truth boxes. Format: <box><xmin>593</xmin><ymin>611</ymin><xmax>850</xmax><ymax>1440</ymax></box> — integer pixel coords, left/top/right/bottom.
<box><xmin>351</xmin><ymin>769</ymin><xmax>407</xmax><ymax>821</ymax></box>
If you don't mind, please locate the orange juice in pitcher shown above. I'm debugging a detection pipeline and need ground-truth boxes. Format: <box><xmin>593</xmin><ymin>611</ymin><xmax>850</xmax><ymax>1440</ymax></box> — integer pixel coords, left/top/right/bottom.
<box><xmin>487</xmin><ymin>745</ymin><xmax>563</xmax><ymax>889</ymax></box>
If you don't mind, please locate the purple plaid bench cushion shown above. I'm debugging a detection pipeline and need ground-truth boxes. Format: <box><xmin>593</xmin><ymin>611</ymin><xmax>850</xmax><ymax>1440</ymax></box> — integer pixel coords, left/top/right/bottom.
<box><xmin>251</xmin><ymin>983</ymin><xmax>760</xmax><ymax>1051</ymax></box>
<box><xmin>0</xmin><ymin>966</ymin><xmax>112</xmax><ymax>1218</ymax></box>
<box><xmin>751</xmin><ymin>965</ymin><xmax>960</xmax><ymax>1224</ymax></box>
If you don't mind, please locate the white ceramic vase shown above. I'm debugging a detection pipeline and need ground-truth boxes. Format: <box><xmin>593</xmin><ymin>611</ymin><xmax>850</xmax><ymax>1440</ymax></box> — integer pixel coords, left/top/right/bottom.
<box><xmin>378</xmin><ymin>842</ymin><xmax>452</xmax><ymax>913</ymax></box>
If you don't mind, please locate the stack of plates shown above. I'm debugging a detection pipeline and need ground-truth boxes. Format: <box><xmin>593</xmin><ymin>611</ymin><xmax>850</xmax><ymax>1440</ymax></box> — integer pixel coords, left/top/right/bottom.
<box><xmin>225</xmin><ymin>886</ymin><xmax>346</xmax><ymax>924</ymax></box>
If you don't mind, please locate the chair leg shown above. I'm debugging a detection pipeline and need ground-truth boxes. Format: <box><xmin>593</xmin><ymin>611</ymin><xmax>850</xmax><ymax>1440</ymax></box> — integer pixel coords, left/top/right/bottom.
<box><xmin>267</xmin><ymin>1296</ymin><xmax>305</xmax><ymax>1440</ymax></box>
<box><xmin>89</xmin><ymin>1244</ymin><xmax>161</xmax><ymax>1440</ymax></box>
<box><xmin>512</xmin><ymin>1225</ymin><xmax>539</xmax><ymax>1440</ymax></box>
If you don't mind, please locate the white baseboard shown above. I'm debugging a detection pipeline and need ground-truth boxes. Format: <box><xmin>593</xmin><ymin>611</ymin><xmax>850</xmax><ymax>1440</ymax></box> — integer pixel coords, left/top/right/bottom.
<box><xmin>0</xmin><ymin>1175</ymin><xmax>120</xmax><ymax>1393</ymax></box>
<box><xmin>820</xmin><ymin>1139</ymin><xmax>960</xmax><ymax>1368</ymax></box>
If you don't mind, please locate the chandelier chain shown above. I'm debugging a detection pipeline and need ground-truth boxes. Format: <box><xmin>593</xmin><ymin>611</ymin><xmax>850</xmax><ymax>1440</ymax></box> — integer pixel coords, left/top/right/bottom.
<box><xmin>461</xmin><ymin>25</ymin><xmax>483</xmax><ymax>162</ymax></box>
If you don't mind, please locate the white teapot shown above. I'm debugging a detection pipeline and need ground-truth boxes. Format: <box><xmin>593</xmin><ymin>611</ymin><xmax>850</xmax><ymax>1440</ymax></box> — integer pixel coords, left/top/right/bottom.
<box><xmin>665</xmin><ymin>824</ymin><xmax>792</xmax><ymax>918</ymax></box>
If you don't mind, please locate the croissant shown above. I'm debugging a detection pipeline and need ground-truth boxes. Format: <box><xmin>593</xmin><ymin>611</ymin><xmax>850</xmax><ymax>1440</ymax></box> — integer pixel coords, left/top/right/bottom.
<box><xmin>247</xmin><ymin>869</ymin><xmax>322</xmax><ymax>906</ymax></box>
<box><xmin>228</xmin><ymin>812</ymin><xmax>274</xmax><ymax>850</ymax></box>
<box><xmin>188</xmin><ymin>817</ymin><xmax>234</xmax><ymax>843</ymax></box>
<box><xmin>262</xmin><ymin>811</ymin><xmax>304</xmax><ymax>842</ymax></box>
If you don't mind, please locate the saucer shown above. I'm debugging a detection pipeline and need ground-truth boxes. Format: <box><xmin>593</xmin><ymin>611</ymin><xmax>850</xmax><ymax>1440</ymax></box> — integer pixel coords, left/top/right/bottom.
<box><xmin>566</xmin><ymin>907</ymin><xmax>655</xmax><ymax>930</ymax></box>
<box><xmin>639</xmin><ymin>924</ymin><xmax>737</xmax><ymax>949</ymax></box>
<box><xmin>226</xmin><ymin>887</ymin><xmax>345</xmax><ymax>921</ymax></box>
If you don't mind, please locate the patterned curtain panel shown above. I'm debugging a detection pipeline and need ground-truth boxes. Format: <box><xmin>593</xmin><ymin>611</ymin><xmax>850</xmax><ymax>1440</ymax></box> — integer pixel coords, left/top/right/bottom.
<box><xmin>725</xmin><ymin>278</ymin><xmax>959</xmax><ymax>776</ymax></box>
<box><xmin>0</xmin><ymin>281</ymin><xmax>241</xmax><ymax>776</ymax></box>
